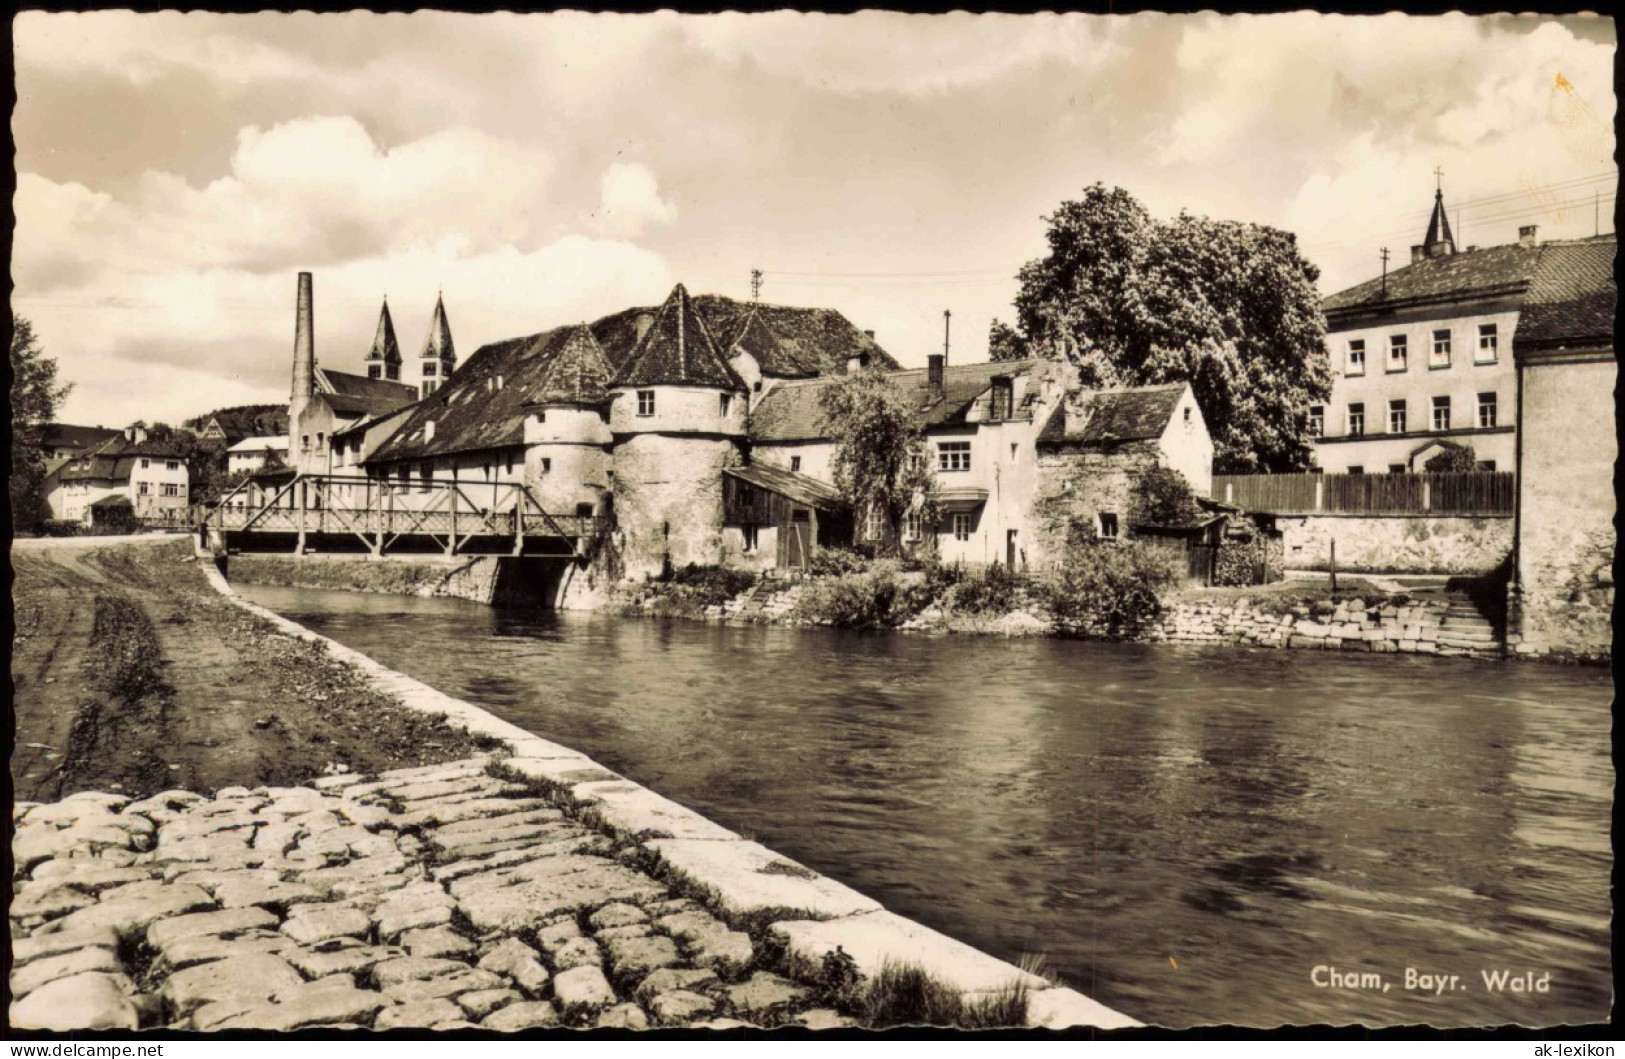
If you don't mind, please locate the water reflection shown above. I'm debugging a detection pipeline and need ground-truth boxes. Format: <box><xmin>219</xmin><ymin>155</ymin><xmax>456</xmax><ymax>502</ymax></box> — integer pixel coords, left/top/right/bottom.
<box><xmin>240</xmin><ymin>584</ymin><xmax>1612</xmax><ymax>1028</ymax></box>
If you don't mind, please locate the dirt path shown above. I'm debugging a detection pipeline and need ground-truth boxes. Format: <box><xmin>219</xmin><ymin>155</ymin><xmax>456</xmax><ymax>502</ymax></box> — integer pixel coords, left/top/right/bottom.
<box><xmin>11</xmin><ymin>538</ymin><xmax>499</xmax><ymax>802</ymax></box>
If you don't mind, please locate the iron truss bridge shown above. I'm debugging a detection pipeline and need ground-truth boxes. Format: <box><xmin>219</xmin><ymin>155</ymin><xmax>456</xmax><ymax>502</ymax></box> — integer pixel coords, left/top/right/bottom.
<box><xmin>206</xmin><ymin>473</ymin><xmax>602</xmax><ymax>559</ymax></box>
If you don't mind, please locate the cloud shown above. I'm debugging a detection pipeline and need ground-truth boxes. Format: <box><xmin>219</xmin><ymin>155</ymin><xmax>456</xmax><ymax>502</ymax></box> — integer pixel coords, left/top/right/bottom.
<box><xmin>594</xmin><ymin>163</ymin><xmax>678</xmax><ymax>239</ymax></box>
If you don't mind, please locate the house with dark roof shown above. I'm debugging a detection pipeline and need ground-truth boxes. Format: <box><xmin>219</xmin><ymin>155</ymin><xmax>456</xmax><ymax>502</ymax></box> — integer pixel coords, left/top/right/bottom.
<box><xmin>1507</xmin><ymin>233</ymin><xmax>1616</xmax><ymax>659</ymax></box>
<box><xmin>1313</xmin><ymin>186</ymin><xmax>1545</xmax><ymax>475</ymax></box>
<box><xmin>190</xmin><ymin>405</ymin><xmax>289</xmax><ymax>445</ymax></box>
<box><xmin>40</xmin><ymin>423</ymin><xmax>120</xmax><ymax>461</ymax></box>
<box><xmin>44</xmin><ymin>426</ymin><xmax>192</xmax><ymax>525</ymax></box>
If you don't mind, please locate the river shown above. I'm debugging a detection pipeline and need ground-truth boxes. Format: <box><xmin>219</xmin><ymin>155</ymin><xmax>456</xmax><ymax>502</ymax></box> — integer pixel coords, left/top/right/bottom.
<box><xmin>239</xmin><ymin>583</ymin><xmax>1613</xmax><ymax>1028</ymax></box>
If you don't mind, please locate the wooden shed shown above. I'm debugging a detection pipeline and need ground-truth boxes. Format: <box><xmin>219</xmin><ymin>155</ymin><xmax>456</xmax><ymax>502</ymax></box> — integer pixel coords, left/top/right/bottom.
<box><xmin>722</xmin><ymin>463</ymin><xmax>852</xmax><ymax>571</ymax></box>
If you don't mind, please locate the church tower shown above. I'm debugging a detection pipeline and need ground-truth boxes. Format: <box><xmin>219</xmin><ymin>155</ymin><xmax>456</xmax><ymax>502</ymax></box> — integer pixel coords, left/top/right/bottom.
<box><xmin>364</xmin><ymin>299</ymin><xmax>403</xmax><ymax>382</ymax></box>
<box><xmin>419</xmin><ymin>293</ymin><xmax>457</xmax><ymax>398</ymax></box>
<box><xmin>1412</xmin><ymin>181</ymin><xmax>1458</xmax><ymax>263</ymax></box>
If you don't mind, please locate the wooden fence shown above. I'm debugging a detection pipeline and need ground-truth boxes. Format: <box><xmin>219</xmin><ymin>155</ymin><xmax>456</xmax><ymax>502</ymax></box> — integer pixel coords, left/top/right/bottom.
<box><xmin>1211</xmin><ymin>472</ymin><xmax>1514</xmax><ymax>516</ymax></box>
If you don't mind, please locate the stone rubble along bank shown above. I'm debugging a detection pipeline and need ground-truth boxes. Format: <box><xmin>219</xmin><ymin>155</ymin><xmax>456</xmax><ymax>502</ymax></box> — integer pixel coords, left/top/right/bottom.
<box><xmin>1149</xmin><ymin>596</ymin><xmax>1503</xmax><ymax>659</ymax></box>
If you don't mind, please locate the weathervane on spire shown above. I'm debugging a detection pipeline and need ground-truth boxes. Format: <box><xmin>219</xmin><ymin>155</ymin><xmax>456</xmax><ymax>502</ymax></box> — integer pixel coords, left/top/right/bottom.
<box><xmin>1434</xmin><ymin>166</ymin><xmax>1444</xmax><ymax>192</ymax></box>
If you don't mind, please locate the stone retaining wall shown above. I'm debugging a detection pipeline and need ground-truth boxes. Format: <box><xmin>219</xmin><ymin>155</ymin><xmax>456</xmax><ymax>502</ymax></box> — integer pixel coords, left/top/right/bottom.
<box><xmin>1151</xmin><ymin>597</ymin><xmax>1501</xmax><ymax>659</ymax></box>
<box><xmin>1279</xmin><ymin>515</ymin><xmax>1513</xmax><ymax>575</ymax></box>
<box><xmin>102</xmin><ymin>550</ymin><xmax>1135</xmax><ymax>1032</ymax></box>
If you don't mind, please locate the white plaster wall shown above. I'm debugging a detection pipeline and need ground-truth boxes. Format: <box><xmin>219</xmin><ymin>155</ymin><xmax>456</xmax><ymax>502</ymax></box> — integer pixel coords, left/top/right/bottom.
<box><xmin>608</xmin><ymin>385</ymin><xmax>747</xmax><ymax>437</ymax></box>
<box><xmin>752</xmin><ymin>441</ymin><xmax>837</xmax><ymax>484</ymax></box>
<box><xmin>1159</xmin><ymin>388</ymin><xmax>1213</xmax><ymax>496</ymax></box>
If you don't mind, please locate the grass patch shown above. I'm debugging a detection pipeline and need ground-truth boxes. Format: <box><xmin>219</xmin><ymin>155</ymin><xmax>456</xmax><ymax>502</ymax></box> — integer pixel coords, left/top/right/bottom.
<box><xmin>857</xmin><ymin>960</ymin><xmax>1030</xmax><ymax>1030</ymax></box>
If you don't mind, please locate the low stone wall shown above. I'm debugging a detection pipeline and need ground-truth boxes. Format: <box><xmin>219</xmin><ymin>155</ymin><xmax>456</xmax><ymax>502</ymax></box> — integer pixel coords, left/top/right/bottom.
<box><xmin>224</xmin><ymin>554</ymin><xmax>578</xmax><ymax>608</ymax></box>
<box><xmin>1279</xmin><ymin>515</ymin><xmax>1513</xmax><ymax>575</ymax></box>
<box><xmin>1151</xmin><ymin>596</ymin><xmax>1501</xmax><ymax>658</ymax></box>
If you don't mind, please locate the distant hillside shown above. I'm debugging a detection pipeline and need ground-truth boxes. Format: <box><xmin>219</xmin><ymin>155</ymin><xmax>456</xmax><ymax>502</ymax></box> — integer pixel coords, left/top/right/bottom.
<box><xmin>184</xmin><ymin>403</ymin><xmax>289</xmax><ymax>440</ymax></box>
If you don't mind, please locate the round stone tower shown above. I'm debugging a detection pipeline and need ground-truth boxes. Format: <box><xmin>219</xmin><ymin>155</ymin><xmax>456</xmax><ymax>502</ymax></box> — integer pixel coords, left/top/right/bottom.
<box><xmin>607</xmin><ymin>283</ymin><xmax>748</xmax><ymax>579</ymax></box>
<box><xmin>520</xmin><ymin>324</ymin><xmax>615</xmax><ymax>518</ymax></box>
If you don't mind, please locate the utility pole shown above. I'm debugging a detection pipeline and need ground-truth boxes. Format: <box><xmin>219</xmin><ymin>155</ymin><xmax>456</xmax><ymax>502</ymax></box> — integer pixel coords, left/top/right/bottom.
<box><xmin>750</xmin><ymin>269</ymin><xmax>762</xmax><ymax>303</ymax></box>
<box><xmin>942</xmin><ymin>310</ymin><xmax>951</xmax><ymax>362</ymax></box>
<box><xmin>1379</xmin><ymin>247</ymin><xmax>1390</xmax><ymax>299</ymax></box>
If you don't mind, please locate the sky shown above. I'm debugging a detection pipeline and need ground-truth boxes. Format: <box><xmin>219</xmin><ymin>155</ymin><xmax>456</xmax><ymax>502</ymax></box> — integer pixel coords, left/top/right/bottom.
<box><xmin>12</xmin><ymin>11</ymin><xmax>1617</xmax><ymax>428</ymax></box>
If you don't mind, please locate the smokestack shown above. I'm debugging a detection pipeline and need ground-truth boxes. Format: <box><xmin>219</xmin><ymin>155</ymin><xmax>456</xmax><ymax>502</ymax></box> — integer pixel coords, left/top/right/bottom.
<box><xmin>927</xmin><ymin>354</ymin><xmax>945</xmax><ymax>404</ymax></box>
<box><xmin>1519</xmin><ymin>225</ymin><xmax>1539</xmax><ymax>248</ymax></box>
<box><xmin>292</xmin><ymin>272</ymin><xmax>315</xmax><ymax>401</ymax></box>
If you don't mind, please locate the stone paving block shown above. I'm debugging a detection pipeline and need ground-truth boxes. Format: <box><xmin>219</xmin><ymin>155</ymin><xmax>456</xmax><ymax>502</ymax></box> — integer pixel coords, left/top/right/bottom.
<box><xmin>535</xmin><ymin>918</ymin><xmax>582</xmax><ymax>951</ymax></box>
<box><xmin>634</xmin><ymin>967</ymin><xmax>717</xmax><ymax>1001</ymax></box>
<box><xmin>399</xmin><ymin>797</ymin><xmax>553</xmax><ymax>829</ymax></box>
<box><xmin>646</xmin><ymin>839</ymin><xmax>881</xmax><ymax>920</ymax></box>
<box><xmin>286</xmin><ymin>942</ymin><xmax>406</xmax><ymax>979</ymax></box>
<box><xmin>374</xmin><ymin>999</ymin><xmax>464</xmax><ymax>1029</ymax></box>
<box><xmin>27</xmin><ymin>862</ymin><xmax>155</xmax><ymax>894</ymax></box>
<box><xmin>1024</xmin><ymin>986</ymin><xmax>1142</xmax><ymax>1030</ymax></box>
<box><xmin>549</xmin><ymin>936</ymin><xmax>604</xmax><ymax>971</ymax></box>
<box><xmin>603</xmin><ymin>933</ymin><xmax>681</xmax><ymax>982</ymax></box>
<box><xmin>446</xmin><ymin>852</ymin><xmax>605</xmax><ymax>900</ymax></box>
<box><xmin>685</xmin><ymin>926</ymin><xmax>755</xmax><ymax>972</ymax></box>
<box><xmin>552</xmin><ymin>965</ymin><xmax>616</xmax><ymax>1013</ymax></box>
<box><xmin>795</xmin><ymin>1008</ymin><xmax>859</xmax><ymax>1030</ymax></box>
<box><xmin>10</xmin><ymin>945</ymin><xmax>121</xmax><ymax>998</ymax></box>
<box><xmin>457</xmin><ymin>862</ymin><xmax>667</xmax><ymax>933</ymax></box>
<box><xmin>457</xmin><ymin>987</ymin><xmax>520</xmax><ymax>1020</ymax></box>
<box><xmin>372</xmin><ymin>956</ymin><xmax>471</xmax><ymax>988</ymax></box>
<box><xmin>162</xmin><ymin>952</ymin><xmax>306</xmax><ymax>1017</ymax></box>
<box><xmin>477</xmin><ymin>939</ymin><xmax>550</xmax><ymax>996</ymax></box>
<box><xmin>721</xmin><ymin>972</ymin><xmax>808</xmax><ymax>1014</ymax></box>
<box><xmin>501</xmin><ymin>755</ymin><xmax>620</xmax><ymax>786</ymax></box>
<box><xmin>648</xmin><ymin>989</ymin><xmax>716</xmax><ymax>1025</ymax></box>
<box><xmin>400</xmin><ymin>925</ymin><xmax>477</xmax><ymax>960</ymax></box>
<box><xmin>203</xmin><ymin>981</ymin><xmax>388</xmax><ymax>1032</ymax></box>
<box><xmin>280</xmin><ymin>905</ymin><xmax>372</xmax><ymax>946</ymax></box>
<box><xmin>12</xmin><ymin>926</ymin><xmax>122</xmax><ymax>967</ymax></box>
<box><xmin>588</xmin><ymin>902</ymin><xmax>650</xmax><ymax>930</ymax></box>
<box><xmin>594</xmin><ymin>924</ymin><xmax>653</xmax><ymax>942</ymax></box>
<box><xmin>56</xmin><ymin>881</ymin><xmax>215</xmax><ymax>939</ymax></box>
<box><xmin>384</xmin><ymin>967</ymin><xmax>506</xmax><ymax>1004</ymax></box>
<box><xmin>162</xmin><ymin>931</ymin><xmax>296</xmax><ymax>971</ymax></box>
<box><xmin>770</xmin><ymin>911</ymin><xmax>1047</xmax><ymax>996</ymax></box>
<box><xmin>595</xmin><ymin>1002</ymin><xmax>650</xmax><ymax>1029</ymax></box>
<box><xmin>377</xmin><ymin>901</ymin><xmax>454</xmax><ymax>940</ymax></box>
<box><xmin>9</xmin><ymin>972</ymin><xmax>139</xmax><ymax>1031</ymax></box>
<box><xmin>432</xmin><ymin>808</ymin><xmax>564</xmax><ymax>837</ymax></box>
<box><xmin>10</xmin><ymin>881</ymin><xmax>97</xmax><ymax>922</ymax></box>
<box><xmin>571</xmin><ymin>781</ymin><xmax>739</xmax><ymax>840</ymax></box>
<box><xmin>212</xmin><ymin>877</ymin><xmax>324</xmax><ymax>911</ymax></box>
<box><xmin>481</xmin><ymin>1000</ymin><xmax>559</xmax><ymax>1030</ymax></box>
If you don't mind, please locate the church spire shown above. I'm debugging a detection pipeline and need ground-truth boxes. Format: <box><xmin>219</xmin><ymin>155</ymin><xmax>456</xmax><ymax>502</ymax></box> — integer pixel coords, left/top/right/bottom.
<box><xmin>365</xmin><ymin>299</ymin><xmax>403</xmax><ymax>381</ymax></box>
<box><xmin>418</xmin><ymin>292</ymin><xmax>456</xmax><ymax>398</ymax></box>
<box><xmin>1422</xmin><ymin>173</ymin><xmax>1455</xmax><ymax>259</ymax></box>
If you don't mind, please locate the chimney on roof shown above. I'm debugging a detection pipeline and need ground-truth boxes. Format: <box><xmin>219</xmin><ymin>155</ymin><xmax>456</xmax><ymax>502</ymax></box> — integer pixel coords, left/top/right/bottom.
<box><xmin>863</xmin><ymin>329</ymin><xmax>875</xmax><ymax>341</ymax></box>
<box><xmin>1411</xmin><ymin>245</ymin><xmax>1426</xmax><ymax>265</ymax></box>
<box><xmin>125</xmin><ymin>425</ymin><xmax>147</xmax><ymax>444</ymax></box>
<box><xmin>634</xmin><ymin>312</ymin><xmax>655</xmax><ymax>343</ymax></box>
<box><xmin>292</xmin><ymin>272</ymin><xmax>315</xmax><ymax>401</ymax></box>
<box><xmin>927</xmin><ymin>354</ymin><xmax>945</xmax><ymax>404</ymax></box>
<box><xmin>1519</xmin><ymin>225</ymin><xmax>1539</xmax><ymax>248</ymax></box>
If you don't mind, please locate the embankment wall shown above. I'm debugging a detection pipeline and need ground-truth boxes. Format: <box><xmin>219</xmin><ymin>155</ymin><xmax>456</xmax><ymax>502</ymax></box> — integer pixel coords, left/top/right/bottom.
<box><xmin>1279</xmin><ymin>514</ymin><xmax>1513</xmax><ymax>574</ymax></box>
<box><xmin>225</xmin><ymin>553</ymin><xmax>572</xmax><ymax>607</ymax></box>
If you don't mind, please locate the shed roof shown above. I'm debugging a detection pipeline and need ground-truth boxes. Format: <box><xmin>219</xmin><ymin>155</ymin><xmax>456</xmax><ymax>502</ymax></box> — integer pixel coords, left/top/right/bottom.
<box><xmin>725</xmin><ymin>462</ymin><xmax>846</xmax><ymax>510</ymax></box>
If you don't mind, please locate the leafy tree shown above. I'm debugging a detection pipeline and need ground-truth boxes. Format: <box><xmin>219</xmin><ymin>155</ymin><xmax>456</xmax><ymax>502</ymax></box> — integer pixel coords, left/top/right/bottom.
<box><xmin>10</xmin><ymin>317</ymin><xmax>71</xmax><ymax>533</ymax></box>
<box><xmin>987</xmin><ymin>319</ymin><xmax>1029</xmax><ymax>362</ymax></box>
<box><xmin>1041</xmin><ymin>539</ymin><xmax>1179</xmax><ymax>639</ymax></box>
<box><xmin>817</xmin><ymin>370</ymin><xmax>938</xmax><ymax>557</ymax></box>
<box><xmin>1010</xmin><ymin>183</ymin><xmax>1332</xmax><ymax>473</ymax></box>
<box><xmin>1423</xmin><ymin>442</ymin><xmax>1476</xmax><ymax>473</ymax></box>
<box><xmin>1131</xmin><ymin>465</ymin><xmax>1203</xmax><ymax>528</ymax></box>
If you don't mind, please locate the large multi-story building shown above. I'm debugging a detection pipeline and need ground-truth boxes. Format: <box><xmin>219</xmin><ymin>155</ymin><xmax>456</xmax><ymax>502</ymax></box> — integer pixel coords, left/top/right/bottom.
<box><xmin>44</xmin><ymin>426</ymin><xmax>192</xmax><ymax>525</ymax></box>
<box><xmin>1312</xmin><ymin>188</ymin><xmax>1541</xmax><ymax>475</ymax></box>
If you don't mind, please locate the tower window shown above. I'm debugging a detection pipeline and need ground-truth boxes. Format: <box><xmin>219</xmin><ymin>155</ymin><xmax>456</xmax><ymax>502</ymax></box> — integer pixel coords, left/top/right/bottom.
<box><xmin>1098</xmin><ymin>512</ymin><xmax>1120</xmax><ymax>540</ymax></box>
<box><xmin>423</xmin><ymin>362</ymin><xmax>437</xmax><ymax>377</ymax></box>
<box><xmin>790</xmin><ymin>456</ymin><xmax>802</xmax><ymax>473</ymax></box>
<box><xmin>637</xmin><ymin>390</ymin><xmax>656</xmax><ymax>417</ymax></box>
<box><xmin>720</xmin><ymin>393</ymin><xmax>733</xmax><ymax>416</ymax></box>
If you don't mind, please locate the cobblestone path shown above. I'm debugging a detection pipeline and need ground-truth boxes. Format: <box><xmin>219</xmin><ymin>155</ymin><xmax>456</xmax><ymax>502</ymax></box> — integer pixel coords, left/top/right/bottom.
<box><xmin>10</xmin><ymin>756</ymin><xmax>851</xmax><ymax>1032</ymax></box>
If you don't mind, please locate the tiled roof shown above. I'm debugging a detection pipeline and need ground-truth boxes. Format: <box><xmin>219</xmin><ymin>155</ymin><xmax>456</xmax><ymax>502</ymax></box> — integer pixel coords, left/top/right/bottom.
<box><xmin>56</xmin><ymin>436</ymin><xmax>190</xmax><ymax>481</ymax></box>
<box><xmin>614</xmin><ymin>284</ymin><xmax>744</xmax><ymax>390</ymax></box>
<box><xmin>527</xmin><ymin>325</ymin><xmax>614</xmax><ymax>405</ymax></box>
<box><xmin>365</xmin><ymin>302</ymin><xmax>403</xmax><ymax>365</ymax></box>
<box><xmin>723</xmin><ymin>308</ymin><xmax>813</xmax><ymax>376</ymax></box>
<box><xmin>367</xmin><ymin>290</ymin><xmax>891</xmax><ymax>462</ymax></box>
<box><xmin>317</xmin><ymin>368</ymin><xmax>417</xmax><ymax>415</ymax></box>
<box><xmin>703</xmin><ymin>297</ymin><xmax>895</xmax><ymax>377</ymax></box>
<box><xmin>421</xmin><ymin>294</ymin><xmax>456</xmax><ymax>364</ymax></box>
<box><xmin>1323</xmin><ymin>242</ymin><xmax>1542</xmax><ymax>315</ymax></box>
<box><xmin>725</xmin><ymin>462</ymin><xmax>846</xmax><ymax>510</ymax></box>
<box><xmin>40</xmin><ymin>423</ymin><xmax>118</xmax><ymax>451</ymax></box>
<box><xmin>200</xmin><ymin>406</ymin><xmax>289</xmax><ymax>440</ymax></box>
<box><xmin>1515</xmin><ymin>236</ymin><xmax>1616</xmax><ymax>351</ymax></box>
<box><xmin>1037</xmin><ymin>383</ymin><xmax>1185</xmax><ymax>448</ymax></box>
<box><xmin>749</xmin><ymin>359</ymin><xmax>1039</xmax><ymax>443</ymax></box>
<box><xmin>225</xmin><ymin>435</ymin><xmax>290</xmax><ymax>454</ymax></box>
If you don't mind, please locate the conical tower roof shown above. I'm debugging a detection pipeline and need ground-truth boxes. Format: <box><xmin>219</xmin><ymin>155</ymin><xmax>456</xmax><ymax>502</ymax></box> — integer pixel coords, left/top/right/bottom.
<box><xmin>615</xmin><ymin>284</ymin><xmax>744</xmax><ymax>390</ymax></box>
<box><xmin>1423</xmin><ymin>188</ymin><xmax>1455</xmax><ymax>255</ymax></box>
<box><xmin>421</xmin><ymin>293</ymin><xmax>456</xmax><ymax>364</ymax></box>
<box><xmin>365</xmin><ymin>300</ymin><xmax>403</xmax><ymax>365</ymax></box>
<box><xmin>532</xmin><ymin>324</ymin><xmax>614</xmax><ymax>405</ymax></box>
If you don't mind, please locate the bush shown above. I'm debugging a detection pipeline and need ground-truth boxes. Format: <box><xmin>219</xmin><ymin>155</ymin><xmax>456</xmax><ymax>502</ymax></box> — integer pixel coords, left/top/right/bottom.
<box><xmin>793</xmin><ymin>562</ymin><xmax>933</xmax><ymax>629</ymax></box>
<box><xmin>1041</xmin><ymin>540</ymin><xmax>1179</xmax><ymax>639</ymax></box>
<box><xmin>1131</xmin><ymin>464</ymin><xmax>1203</xmax><ymax>527</ymax></box>
<box><xmin>809</xmin><ymin>546</ymin><xmax>872</xmax><ymax>578</ymax></box>
<box><xmin>944</xmin><ymin>562</ymin><xmax>1020</xmax><ymax>614</ymax></box>
<box><xmin>662</xmin><ymin>564</ymin><xmax>757</xmax><ymax>607</ymax></box>
<box><xmin>40</xmin><ymin>519</ymin><xmax>91</xmax><ymax>537</ymax></box>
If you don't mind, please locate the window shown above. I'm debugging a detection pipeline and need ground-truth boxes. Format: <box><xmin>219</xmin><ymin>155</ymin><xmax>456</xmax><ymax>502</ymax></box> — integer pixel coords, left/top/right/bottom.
<box><xmin>1388</xmin><ymin>399</ymin><xmax>1407</xmax><ymax>434</ymax></box>
<box><xmin>637</xmin><ymin>390</ymin><xmax>656</xmax><ymax>416</ymax></box>
<box><xmin>1476</xmin><ymin>460</ymin><xmax>1497</xmax><ymax>471</ymax></box>
<box><xmin>1347</xmin><ymin>403</ymin><xmax>1365</xmax><ymax>437</ymax></box>
<box><xmin>1346</xmin><ymin>339</ymin><xmax>1366</xmax><ymax>375</ymax></box>
<box><xmin>505</xmin><ymin>453</ymin><xmax>514</xmax><ymax>474</ymax></box>
<box><xmin>396</xmin><ymin>466</ymin><xmax>409</xmax><ymax>484</ymax></box>
<box><xmin>1347</xmin><ymin>466</ymin><xmax>1365</xmax><ymax>476</ymax></box>
<box><xmin>301</xmin><ymin>435</ymin><xmax>310</xmax><ymax>451</ymax></box>
<box><xmin>742</xmin><ymin>524</ymin><xmax>759</xmax><ymax>552</ymax></box>
<box><xmin>1010</xmin><ymin>442</ymin><xmax>1019</xmax><ymax>463</ymax></box>
<box><xmin>1430</xmin><ymin>329</ymin><xmax>1452</xmax><ymax>368</ymax></box>
<box><xmin>952</xmin><ymin>513</ymin><xmax>972</xmax><ymax>542</ymax></box>
<box><xmin>418</xmin><ymin>464</ymin><xmax>433</xmax><ymax>493</ymax></box>
<box><xmin>790</xmin><ymin>456</ymin><xmax>802</xmax><ymax>473</ymax></box>
<box><xmin>904</xmin><ymin>511</ymin><xmax>922</xmax><ymax>542</ymax></box>
<box><xmin>1308</xmin><ymin>406</ymin><xmax>1324</xmax><ymax>437</ymax></box>
<box><xmin>753</xmin><ymin>381</ymin><xmax>762</xmax><ymax>393</ymax></box>
<box><xmin>1097</xmin><ymin>512</ymin><xmax>1120</xmax><ymax>540</ymax></box>
<box><xmin>482</xmin><ymin>463</ymin><xmax>492</xmax><ymax>481</ymax></box>
<box><xmin>138</xmin><ymin>482</ymin><xmax>150</xmax><ymax>495</ymax></box>
<box><xmin>368</xmin><ymin>364</ymin><xmax>382</xmax><ymax>380</ymax></box>
<box><xmin>720</xmin><ymin>394</ymin><xmax>733</xmax><ymax>416</ymax></box>
<box><xmin>539</xmin><ymin>458</ymin><xmax>552</xmax><ymax>474</ymax></box>
<box><xmin>163</xmin><ymin>483</ymin><xmax>181</xmax><ymax>497</ymax></box>
<box><xmin>864</xmin><ymin>507</ymin><xmax>885</xmax><ymax>542</ymax></box>
<box><xmin>140</xmin><ymin>458</ymin><xmax>150</xmax><ymax>469</ymax></box>
<box><xmin>1477</xmin><ymin>392</ymin><xmax>1497</xmax><ymax>428</ymax></box>
<box><xmin>423</xmin><ymin>380</ymin><xmax>440</xmax><ymax>397</ymax></box>
<box><xmin>1432</xmin><ymin>396</ymin><xmax>1451</xmax><ymax>431</ymax></box>
<box><xmin>1388</xmin><ymin>464</ymin><xmax>1407</xmax><ymax>474</ymax></box>
<box><xmin>1388</xmin><ymin>334</ymin><xmax>1408</xmax><ymax>371</ymax></box>
<box><xmin>1477</xmin><ymin>323</ymin><xmax>1499</xmax><ymax>363</ymax></box>
<box><xmin>350</xmin><ymin>438</ymin><xmax>361</xmax><ymax>455</ymax></box>
<box><xmin>425</xmin><ymin>362</ymin><xmax>438</xmax><ymax>377</ymax></box>
<box><xmin>937</xmin><ymin>440</ymin><xmax>971</xmax><ymax>472</ymax></box>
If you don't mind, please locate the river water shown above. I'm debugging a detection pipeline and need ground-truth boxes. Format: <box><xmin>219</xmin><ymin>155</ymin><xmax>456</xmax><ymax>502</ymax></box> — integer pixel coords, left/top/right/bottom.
<box><xmin>240</xmin><ymin>584</ymin><xmax>1613</xmax><ymax>1028</ymax></box>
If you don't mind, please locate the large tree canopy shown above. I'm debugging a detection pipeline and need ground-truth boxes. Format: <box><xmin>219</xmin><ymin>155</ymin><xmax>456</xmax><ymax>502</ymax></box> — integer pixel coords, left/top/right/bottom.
<box><xmin>1011</xmin><ymin>184</ymin><xmax>1332</xmax><ymax>472</ymax></box>
<box><xmin>817</xmin><ymin>369</ymin><xmax>937</xmax><ymax>556</ymax></box>
<box><xmin>10</xmin><ymin>317</ymin><xmax>72</xmax><ymax>532</ymax></box>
